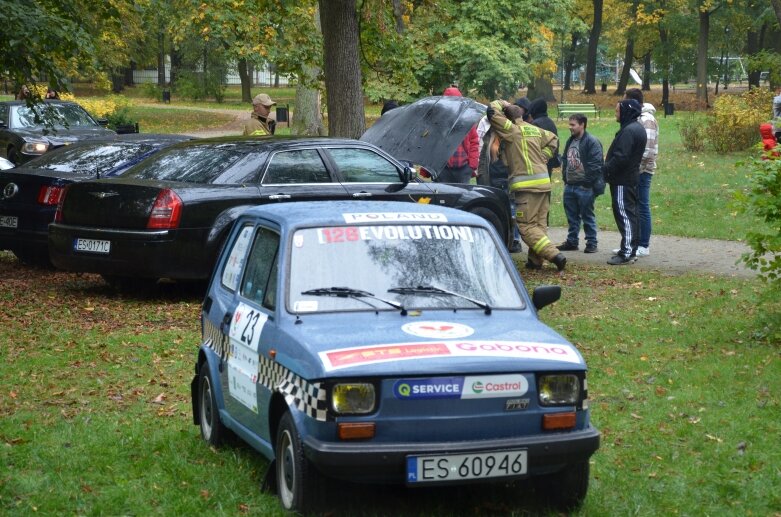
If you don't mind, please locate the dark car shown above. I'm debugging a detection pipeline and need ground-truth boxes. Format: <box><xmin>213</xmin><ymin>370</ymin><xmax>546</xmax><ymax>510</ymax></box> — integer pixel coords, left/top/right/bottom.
<box><xmin>0</xmin><ymin>134</ymin><xmax>191</xmax><ymax>265</ymax></box>
<box><xmin>0</xmin><ymin>100</ymin><xmax>116</xmax><ymax>165</ymax></box>
<box><xmin>48</xmin><ymin>136</ymin><xmax>512</xmax><ymax>286</ymax></box>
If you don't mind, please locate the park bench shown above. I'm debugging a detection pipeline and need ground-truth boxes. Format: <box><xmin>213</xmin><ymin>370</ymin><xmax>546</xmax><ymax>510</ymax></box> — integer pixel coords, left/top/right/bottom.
<box><xmin>556</xmin><ymin>103</ymin><xmax>600</xmax><ymax>120</ymax></box>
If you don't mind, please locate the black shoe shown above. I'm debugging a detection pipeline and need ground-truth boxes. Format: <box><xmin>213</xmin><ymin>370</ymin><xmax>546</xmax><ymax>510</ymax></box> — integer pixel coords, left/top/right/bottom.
<box><xmin>525</xmin><ymin>260</ymin><xmax>542</xmax><ymax>270</ymax></box>
<box><xmin>556</xmin><ymin>241</ymin><xmax>578</xmax><ymax>251</ymax></box>
<box><xmin>607</xmin><ymin>254</ymin><xmax>635</xmax><ymax>265</ymax></box>
<box><xmin>584</xmin><ymin>244</ymin><xmax>598</xmax><ymax>254</ymax></box>
<box><xmin>552</xmin><ymin>253</ymin><xmax>567</xmax><ymax>271</ymax></box>
<box><xmin>509</xmin><ymin>241</ymin><xmax>523</xmax><ymax>253</ymax></box>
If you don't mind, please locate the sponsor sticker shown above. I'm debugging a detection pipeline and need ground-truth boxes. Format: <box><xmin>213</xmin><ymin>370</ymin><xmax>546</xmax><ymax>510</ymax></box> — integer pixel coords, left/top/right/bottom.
<box><xmin>316</xmin><ymin>225</ymin><xmax>473</xmax><ymax>244</ymax></box>
<box><xmin>461</xmin><ymin>374</ymin><xmax>528</xmax><ymax>399</ymax></box>
<box><xmin>319</xmin><ymin>340</ymin><xmax>582</xmax><ymax>371</ymax></box>
<box><xmin>401</xmin><ymin>321</ymin><xmax>474</xmax><ymax>339</ymax></box>
<box><xmin>342</xmin><ymin>212</ymin><xmax>448</xmax><ymax>223</ymax></box>
<box><xmin>393</xmin><ymin>377</ymin><xmax>463</xmax><ymax>399</ymax></box>
<box><xmin>392</xmin><ymin>374</ymin><xmax>529</xmax><ymax>400</ymax></box>
<box><xmin>293</xmin><ymin>300</ymin><xmax>318</xmax><ymax>312</ymax></box>
<box><xmin>226</xmin><ymin>302</ymin><xmax>268</xmax><ymax>413</ymax></box>
<box><xmin>293</xmin><ymin>233</ymin><xmax>304</xmax><ymax>248</ymax></box>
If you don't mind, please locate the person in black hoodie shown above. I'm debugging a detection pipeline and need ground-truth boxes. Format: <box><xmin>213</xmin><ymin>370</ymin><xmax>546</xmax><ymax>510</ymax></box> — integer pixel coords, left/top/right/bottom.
<box><xmin>529</xmin><ymin>98</ymin><xmax>560</xmax><ymax>176</ymax></box>
<box><xmin>604</xmin><ymin>99</ymin><xmax>647</xmax><ymax>265</ymax></box>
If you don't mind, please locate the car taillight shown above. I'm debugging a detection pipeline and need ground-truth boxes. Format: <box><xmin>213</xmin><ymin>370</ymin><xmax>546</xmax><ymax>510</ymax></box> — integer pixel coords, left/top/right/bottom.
<box><xmin>38</xmin><ymin>185</ymin><xmax>66</xmax><ymax>206</ymax></box>
<box><xmin>147</xmin><ymin>188</ymin><xmax>182</xmax><ymax>229</ymax></box>
<box><xmin>53</xmin><ymin>185</ymin><xmax>70</xmax><ymax>223</ymax></box>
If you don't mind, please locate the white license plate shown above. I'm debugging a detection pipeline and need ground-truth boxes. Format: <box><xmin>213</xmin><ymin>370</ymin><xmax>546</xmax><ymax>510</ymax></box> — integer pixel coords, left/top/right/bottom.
<box><xmin>0</xmin><ymin>215</ymin><xmax>18</xmax><ymax>228</ymax></box>
<box><xmin>407</xmin><ymin>449</ymin><xmax>527</xmax><ymax>483</ymax></box>
<box><xmin>74</xmin><ymin>238</ymin><xmax>111</xmax><ymax>254</ymax></box>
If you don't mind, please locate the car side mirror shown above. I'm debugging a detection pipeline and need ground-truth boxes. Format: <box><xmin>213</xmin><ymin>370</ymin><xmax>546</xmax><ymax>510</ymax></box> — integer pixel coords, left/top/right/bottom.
<box><xmin>402</xmin><ymin>165</ymin><xmax>417</xmax><ymax>184</ymax></box>
<box><xmin>532</xmin><ymin>285</ymin><xmax>561</xmax><ymax>311</ymax></box>
<box><xmin>97</xmin><ymin>118</ymin><xmax>109</xmax><ymax>127</ymax></box>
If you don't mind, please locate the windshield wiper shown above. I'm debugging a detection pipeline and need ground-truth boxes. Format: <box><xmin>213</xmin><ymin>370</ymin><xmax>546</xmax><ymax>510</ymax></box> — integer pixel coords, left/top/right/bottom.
<box><xmin>301</xmin><ymin>287</ymin><xmax>407</xmax><ymax>315</ymax></box>
<box><xmin>387</xmin><ymin>285</ymin><xmax>492</xmax><ymax>315</ymax></box>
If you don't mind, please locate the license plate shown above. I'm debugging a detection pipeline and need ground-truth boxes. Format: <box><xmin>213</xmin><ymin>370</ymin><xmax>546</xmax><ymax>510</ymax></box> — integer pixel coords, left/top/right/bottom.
<box><xmin>407</xmin><ymin>449</ymin><xmax>527</xmax><ymax>483</ymax></box>
<box><xmin>0</xmin><ymin>215</ymin><xmax>17</xmax><ymax>228</ymax></box>
<box><xmin>74</xmin><ymin>238</ymin><xmax>111</xmax><ymax>254</ymax></box>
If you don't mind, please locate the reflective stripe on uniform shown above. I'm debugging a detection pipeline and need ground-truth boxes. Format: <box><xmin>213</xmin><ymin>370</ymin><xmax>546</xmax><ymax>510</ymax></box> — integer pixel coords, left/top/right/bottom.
<box><xmin>251</xmin><ymin>129</ymin><xmax>269</xmax><ymax>136</ymax></box>
<box><xmin>542</xmin><ymin>147</ymin><xmax>553</xmax><ymax>158</ymax></box>
<box><xmin>503</xmin><ymin>120</ymin><xmax>512</xmax><ymax>131</ymax></box>
<box><xmin>509</xmin><ymin>172</ymin><xmax>551</xmax><ymax>191</ymax></box>
<box><xmin>532</xmin><ymin>235</ymin><xmax>551</xmax><ymax>254</ymax></box>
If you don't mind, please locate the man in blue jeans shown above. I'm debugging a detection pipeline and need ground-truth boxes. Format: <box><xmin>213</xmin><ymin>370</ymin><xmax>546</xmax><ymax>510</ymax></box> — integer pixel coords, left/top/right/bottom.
<box><xmin>557</xmin><ymin>114</ymin><xmax>604</xmax><ymax>254</ymax></box>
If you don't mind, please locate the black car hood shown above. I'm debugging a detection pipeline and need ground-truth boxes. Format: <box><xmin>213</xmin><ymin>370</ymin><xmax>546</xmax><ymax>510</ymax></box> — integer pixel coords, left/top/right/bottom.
<box><xmin>360</xmin><ymin>96</ymin><xmax>486</xmax><ymax>179</ymax></box>
<box><xmin>14</xmin><ymin>126</ymin><xmax>116</xmax><ymax>144</ymax></box>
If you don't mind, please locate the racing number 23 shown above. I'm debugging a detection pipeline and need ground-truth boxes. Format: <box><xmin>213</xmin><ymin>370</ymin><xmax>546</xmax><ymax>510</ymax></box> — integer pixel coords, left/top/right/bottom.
<box><xmin>240</xmin><ymin>310</ymin><xmax>261</xmax><ymax>345</ymax></box>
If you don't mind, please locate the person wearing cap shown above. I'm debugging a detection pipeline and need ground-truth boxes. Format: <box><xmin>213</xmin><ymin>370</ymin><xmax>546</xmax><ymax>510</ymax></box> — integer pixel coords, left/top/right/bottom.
<box><xmin>243</xmin><ymin>93</ymin><xmax>277</xmax><ymax>136</ymax></box>
<box><xmin>486</xmin><ymin>99</ymin><xmax>566</xmax><ymax>272</ymax></box>
<box><xmin>603</xmin><ymin>99</ymin><xmax>647</xmax><ymax>265</ymax></box>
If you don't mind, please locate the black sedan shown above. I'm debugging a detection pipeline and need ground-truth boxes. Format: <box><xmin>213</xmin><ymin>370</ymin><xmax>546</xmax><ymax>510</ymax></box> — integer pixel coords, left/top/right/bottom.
<box><xmin>0</xmin><ymin>134</ymin><xmax>191</xmax><ymax>265</ymax></box>
<box><xmin>48</xmin><ymin>136</ymin><xmax>512</xmax><ymax>285</ymax></box>
<box><xmin>0</xmin><ymin>100</ymin><xmax>116</xmax><ymax>164</ymax></box>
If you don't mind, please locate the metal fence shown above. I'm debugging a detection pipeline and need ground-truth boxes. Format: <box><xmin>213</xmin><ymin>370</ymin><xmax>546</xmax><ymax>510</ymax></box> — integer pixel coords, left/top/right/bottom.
<box><xmin>131</xmin><ymin>67</ymin><xmax>289</xmax><ymax>87</ymax></box>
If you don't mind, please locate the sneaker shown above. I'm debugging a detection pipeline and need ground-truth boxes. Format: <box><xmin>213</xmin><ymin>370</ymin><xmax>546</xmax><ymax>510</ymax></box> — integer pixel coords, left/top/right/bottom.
<box><xmin>636</xmin><ymin>246</ymin><xmax>650</xmax><ymax>257</ymax></box>
<box><xmin>584</xmin><ymin>244</ymin><xmax>598</xmax><ymax>254</ymax></box>
<box><xmin>607</xmin><ymin>254</ymin><xmax>635</xmax><ymax>265</ymax></box>
<box><xmin>509</xmin><ymin>240</ymin><xmax>523</xmax><ymax>253</ymax></box>
<box><xmin>556</xmin><ymin>241</ymin><xmax>578</xmax><ymax>251</ymax></box>
<box><xmin>552</xmin><ymin>253</ymin><xmax>567</xmax><ymax>271</ymax></box>
<box><xmin>525</xmin><ymin>260</ymin><xmax>542</xmax><ymax>270</ymax></box>
<box><xmin>612</xmin><ymin>248</ymin><xmax>620</xmax><ymax>254</ymax></box>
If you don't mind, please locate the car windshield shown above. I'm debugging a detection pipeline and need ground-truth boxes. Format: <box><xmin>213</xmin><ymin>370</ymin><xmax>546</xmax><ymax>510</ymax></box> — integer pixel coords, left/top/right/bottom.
<box><xmin>288</xmin><ymin>224</ymin><xmax>524</xmax><ymax>313</ymax></box>
<box><xmin>124</xmin><ymin>144</ymin><xmax>260</xmax><ymax>183</ymax></box>
<box><xmin>25</xmin><ymin>143</ymin><xmax>156</xmax><ymax>176</ymax></box>
<box><xmin>11</xmin><ymin>104</ymin><xmax>97</xmax><ymax>129</ymax></box>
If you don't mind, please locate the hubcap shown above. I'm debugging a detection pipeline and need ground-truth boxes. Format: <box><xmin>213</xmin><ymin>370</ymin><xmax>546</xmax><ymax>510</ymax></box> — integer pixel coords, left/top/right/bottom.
<box><xmin>278</xmin><ymin>430</ymin><xmax>296</xmax><ymax>508</ymax></box>
<box><xmin>200</xmin><ymin>377</ymin><xmax>213</xmax><ymax>439</ymax></box>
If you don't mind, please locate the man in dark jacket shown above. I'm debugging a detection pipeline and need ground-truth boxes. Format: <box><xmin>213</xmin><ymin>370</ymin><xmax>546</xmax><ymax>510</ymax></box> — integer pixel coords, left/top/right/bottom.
<box><xmin>529</xmin><ymin>98</ymin><xmax>560</xmax><ymax>176</ymax></box>
<box><xmin>604</xmin><ymin>99</ymin><xmax>647</xmax><ymax>265</ymax></box>
<box><xmin>556</xmin><ymin>114</ymin><xmax>604</xmax><ymax>254</ymax></box>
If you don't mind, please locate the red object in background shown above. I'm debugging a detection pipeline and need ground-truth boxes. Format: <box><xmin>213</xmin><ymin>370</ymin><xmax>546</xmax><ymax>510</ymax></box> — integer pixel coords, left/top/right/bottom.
<box><xmin>760</xmin><ymin>123</ymin><xmax>780</xmax><ymax>159</ymax></box>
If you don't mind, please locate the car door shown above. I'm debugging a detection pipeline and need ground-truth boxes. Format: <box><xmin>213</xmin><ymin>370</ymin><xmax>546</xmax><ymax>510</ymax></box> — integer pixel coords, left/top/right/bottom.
<box><xmin>326</xmin><ymin>146</ymin><xmax>440</xmax><ymax>204</ymax></box>
<box><xmin>257</xmin><ymin>148</ymin><xmax>351</xmax><ymax>202</ymax></box>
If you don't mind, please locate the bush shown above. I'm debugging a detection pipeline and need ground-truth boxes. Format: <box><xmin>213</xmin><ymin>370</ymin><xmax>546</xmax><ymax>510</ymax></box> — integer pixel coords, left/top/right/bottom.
<box><xmin>707</xmin><ymin>88</ymin><xmax>774</xmax><ymax>153</ymax></box>
<box><xmin>141</xmin><ymin>82</ymin><xmax>161</xmax><ymax>101</ymax></box>
<box><xmin>678</xmin><ymin>116</ymin><xmax>708</xmax><ymax>152</ymax></box>
<box><xmin>106</xmin><ymin>107</ymin><xmax>136</xmax><ymax>130</ymax></box>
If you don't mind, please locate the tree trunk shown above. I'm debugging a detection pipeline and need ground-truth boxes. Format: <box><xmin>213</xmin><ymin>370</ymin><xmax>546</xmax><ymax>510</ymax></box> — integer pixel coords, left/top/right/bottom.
<box><xmin>696</xmin><ymin>9</ymin><xmax>710</xmax><ymax>105</ymax></box>
<box><xmin>293</xmin><ymin>7</ymin><xmax>325</xmax><ymax>136</ymax></box>
<box><xmin>584</xmin><ymin>0</ymin><xmax>604</xmax><ymax>94</ymax></box>
<box><xmin>238</xmin><ymin>58</ymin><xmax>251</xmax><ymax>103</ymax></box>
<box><xmin>319</xmin><ymin>0</ymin><xmax>364</xmax><ymax>138</ymax></box>
<box><xmin>659</xmin><ymin>25</ymin><xmax>670</xmax><ymax>108</ymax></box>
<box><xmin>662</xmin><ymin>78</ymin><xmax>669</xmax><ymax>109</ymax></box>
<box><xmin>527</xmin><ymin>76</ymin><xmax>555</xmax><ymax>102</ymax></box>
<box><xmin>771</xmin><ymin>0</ymin><xmax>781</xmax><ymax>29</ymax></box>
<box><xmin>642</xmin><ymin>52</ymin><xmax>651</xmax><ymax>90</ymax></box>
<box><xmin>564</xmin><ymin>33</ymin><xmax>578</xmax><ymax>90</ymax></box>
<box><xmin>392</xmin><ymin>0</ymin><xmax>406</xmax><ymax>34</ymax></box>
<box><xmin>746</xmin><ymin>23</ymin><xmax>766</xmax><ymax>88</ymax></box>
<box><xmin>157</xmin><ymin>32</ymin><xmax>166</xmax><ymax>87</ymax></box>
<box><xmin>614</xmin><ymin>38</ymin><xmax>635</xmax><ymax>96</ymax></box>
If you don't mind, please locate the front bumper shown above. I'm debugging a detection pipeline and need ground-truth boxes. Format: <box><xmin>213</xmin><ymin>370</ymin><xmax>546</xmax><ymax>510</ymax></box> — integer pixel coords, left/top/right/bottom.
<box><xmin>303</xmin><ymin>426</ymin><xmax>599</xmax><ymax>484</ymax></box>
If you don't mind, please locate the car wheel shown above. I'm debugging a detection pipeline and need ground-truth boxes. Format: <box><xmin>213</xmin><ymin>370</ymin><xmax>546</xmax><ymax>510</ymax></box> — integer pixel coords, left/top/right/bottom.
<box><xmin>198</xmin><ymin>362</ymin><xmax>228</xmax><ymax>447</ymax></box>
<box><xmin>469</xmin><ymin>207</ymin><xmax>505</xmax><ymax>243</ymax></box>
<box><xmin>534</xmin><ymin>460</ymin><xmax>590</xmax><ymax>511</ymax></box>
<box><xmin>276</xmin><ymin>411</ymin><xmax>324</xmax><ymax>513</ymax></box>
<box><xmin>12</xmin><ymin>249</ymin><xmax>53</xmax><ymax>268</ymax></box>
<box><xmin>7</xmin><ymin>146</ymin><xmax>19</xmax><ymax>165</ymax></box>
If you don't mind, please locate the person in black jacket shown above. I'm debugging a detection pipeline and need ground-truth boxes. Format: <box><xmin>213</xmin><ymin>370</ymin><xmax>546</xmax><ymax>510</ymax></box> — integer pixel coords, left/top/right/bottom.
<box><xmin>529</xmin><ymin>98</ymin><xmax>560</xmax><ymax>176</ymax></box>
<box><xmin>556</xmin><ymin>114</ymin><xmax>604</xmax><ymax>254</ymax></box>
<box><xmin>604</xmin><ymin>99</ymin><xmax>647</xmax><ymax>265</ymax></box>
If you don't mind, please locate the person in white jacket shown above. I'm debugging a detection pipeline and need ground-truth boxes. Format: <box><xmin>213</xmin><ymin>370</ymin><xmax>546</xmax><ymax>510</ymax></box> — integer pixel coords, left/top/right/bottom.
<box><xmin>624</xmin><ymin>89</ymin><xmax>658</xmax><ymax>257</ymax></box>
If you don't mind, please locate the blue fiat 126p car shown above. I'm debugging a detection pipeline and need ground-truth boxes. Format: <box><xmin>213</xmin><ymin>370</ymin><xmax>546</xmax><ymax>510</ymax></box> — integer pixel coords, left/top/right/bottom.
<box><xmin>191</xmin><ymin>201</ymin><xmax>599</xmax><ymax>513</ymax></box>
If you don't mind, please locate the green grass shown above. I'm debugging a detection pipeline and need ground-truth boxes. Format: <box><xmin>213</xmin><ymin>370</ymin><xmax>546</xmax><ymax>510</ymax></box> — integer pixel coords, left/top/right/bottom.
<box><xmin>1</xmin><ymin>253</ymin><xmax>779</xmax><ymax>515</ymax></box>
<box><xmin>126</xmin><ymin>106</ymin><xmax>236</xmax><ymax>134</ymax></box>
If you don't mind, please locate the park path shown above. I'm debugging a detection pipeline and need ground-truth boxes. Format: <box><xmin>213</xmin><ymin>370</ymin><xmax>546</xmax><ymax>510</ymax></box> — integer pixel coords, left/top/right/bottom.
<box><xmin>138</xmin><ymin>103</ymin><xmax>757</xmax><ymax>278</ymax></box>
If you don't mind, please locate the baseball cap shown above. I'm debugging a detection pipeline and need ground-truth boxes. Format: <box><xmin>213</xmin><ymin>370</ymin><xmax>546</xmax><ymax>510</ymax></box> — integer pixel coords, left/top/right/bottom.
<box><xmin>252</xmin><ymin>93</ymin><xmax>276</xmax><ymax>106</ymax></box>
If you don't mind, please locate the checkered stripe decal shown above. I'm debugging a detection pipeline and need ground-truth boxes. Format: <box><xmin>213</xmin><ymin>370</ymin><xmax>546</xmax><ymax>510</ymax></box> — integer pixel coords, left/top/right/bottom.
<box><xmin>203</xmin><ymin>319</ymin><xmax>330</xmax><ymax>422</ymax></box>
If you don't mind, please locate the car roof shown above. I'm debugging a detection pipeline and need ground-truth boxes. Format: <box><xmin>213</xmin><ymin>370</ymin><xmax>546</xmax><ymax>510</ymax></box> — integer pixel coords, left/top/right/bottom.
<box><xmin>160</xmin><ymin>135</ymin><xmax>379</xmax><ymax>153</ymax></box>
<box><xmin>241</xmin><ymin>200</ymin><xmax>489</xmax><ymax>230</ymax></box>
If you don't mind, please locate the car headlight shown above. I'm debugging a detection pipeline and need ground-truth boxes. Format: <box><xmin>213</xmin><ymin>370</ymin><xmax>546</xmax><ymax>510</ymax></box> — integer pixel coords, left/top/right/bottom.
<box><xmin>21</xmin><ymin>140</ymin><xmax>49</xmax><ymax>155</ymax></box>
<box><xmin>538</xmin><ymin>374</ymin><xmax>580</xmax><ymax>406</ymax></box>
<box><xmin>331</xmin><ymin>383</ymin><xmax>376</xmax><ymax>414</ymax></box>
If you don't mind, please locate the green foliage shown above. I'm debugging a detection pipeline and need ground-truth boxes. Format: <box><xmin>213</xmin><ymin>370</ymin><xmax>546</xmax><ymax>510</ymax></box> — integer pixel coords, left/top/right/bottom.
<box><xmin>678</xmin><ymin>115</ymin><xmax>708</xmax><ymax>152</ymax></box>
<box><xmin>707</xmin><ymin>89</ymin><xmax>774</xmax><ymax>153</ymax></box>
<box><xmin>141</xmin><ymin>82</ymin><xmax>161</xmax><ymax>101</ymax></box>
<box><xmin>735</xmin><ymin>153</ymin><xmax>781</xmax><ymax>288</ymax></box>
<box><xmin>747</xmin><ymin>50</ymin><xmax>781</xmax><ymax>87</ymax></box>
<box><xmin>106</xmin><ymin>107</ymin><xmax>136</xmax><ymax>130</ymax></box>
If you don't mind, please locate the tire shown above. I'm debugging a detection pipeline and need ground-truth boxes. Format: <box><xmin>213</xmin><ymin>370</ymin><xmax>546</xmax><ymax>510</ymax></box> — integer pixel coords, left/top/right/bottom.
<box><xmin>197</xmin><ymin>362</ymin><xmax>228</xmax><ymax>447</ymax></box>
<box><xmin>276</xmin><ymin>411</ymin><xmax>324</xmax><ymax>513</ymax></box>
<box><xmin>469</xmin><ymin>206</ymin><xmax>506</xmax><ymax>244</ymax></box>
<box><xmin>12</xmin><ymin>248</ymin><xmax>53</xmax><ymax>268</ymax></box>
<box><xmin>534</xmin><ymin>461</ymin><xmax>590</xmax><ymax>511</ymax></box>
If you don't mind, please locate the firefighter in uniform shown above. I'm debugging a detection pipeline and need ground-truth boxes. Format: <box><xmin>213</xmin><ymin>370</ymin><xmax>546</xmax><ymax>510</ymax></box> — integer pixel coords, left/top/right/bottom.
<box><xmin>487</xmin><ymin>100</ymin><xmax>567</xmax><ymax>271</ymax></box>
<box><xmin>243</xmin><ymin>93</ymin><xmax>276</xmax><ymax>136</ymax></box>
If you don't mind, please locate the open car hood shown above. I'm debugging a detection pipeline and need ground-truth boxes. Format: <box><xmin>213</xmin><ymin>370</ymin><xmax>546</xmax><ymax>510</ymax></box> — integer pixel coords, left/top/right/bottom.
<box><xmin>360</xmin><ymin>96</ymin><xmax>486</xmax><ymax>179</ymax></box>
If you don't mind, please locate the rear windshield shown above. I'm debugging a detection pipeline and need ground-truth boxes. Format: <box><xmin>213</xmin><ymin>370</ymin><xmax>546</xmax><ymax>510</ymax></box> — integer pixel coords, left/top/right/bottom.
<box><xmin>12</xmin><ymin>104</ymin><xmax>97</xmax><ymax>129</ymax></box>
<box><xmin>26</xmin><ymin>143</ymin><xmax>157</xmax><ymax>176</ymax></box>
<box><xmin>124</xmin><ymin>144</ymin><xmax>261</xmax><ymax>184</ymax></box>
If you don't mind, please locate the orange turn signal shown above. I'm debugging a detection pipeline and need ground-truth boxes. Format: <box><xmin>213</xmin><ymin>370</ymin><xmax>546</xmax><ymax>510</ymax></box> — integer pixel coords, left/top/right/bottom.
<box><xmin>337</xmin><ymin>422</ymin><xmax>376</xmax><ymax>440</ymax></box>
<box><xmin>543</xmin><ymin>412</ymin><xmax>577</xmax><ymax>431</ymax></box>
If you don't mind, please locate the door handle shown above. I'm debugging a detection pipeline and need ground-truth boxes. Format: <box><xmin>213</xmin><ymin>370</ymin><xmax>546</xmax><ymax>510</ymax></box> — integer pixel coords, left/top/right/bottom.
<box><xmin>219</xmin><ymin>312</ymin><xmax>232</xmax><ymax>334</ymax></box>
<box><xmin>352</xmin><ymin>192</ymin><xmax>372</xmax><ymax>198</ymax></box>
<box><xmin>268</xmin><ymin>194</ymin><xmax>291</xmax><ymax>200</ymax></box>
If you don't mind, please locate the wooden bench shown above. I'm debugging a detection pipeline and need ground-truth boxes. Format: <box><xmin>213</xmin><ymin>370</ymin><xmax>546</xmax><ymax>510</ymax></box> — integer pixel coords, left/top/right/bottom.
<box><xmin>556</xmin><ymin>103</ymin><xmax>600</xmax><ymax>120</ymax></box>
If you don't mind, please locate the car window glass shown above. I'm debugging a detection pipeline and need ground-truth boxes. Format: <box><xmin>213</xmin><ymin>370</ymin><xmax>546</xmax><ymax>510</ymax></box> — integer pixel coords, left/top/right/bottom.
<box><xmin>328</xmin><ymin>148</ymin><xmax>400</xmax><ymax>183</ymax></box>
<box><xmin>240</xmin><ymin>227</ymin><xmax>280</xmax><ymax>307</ymax></box>
<box><xmin>263</xmin><ymin>254</ymin><xmax>279</xmax><ymax>310</ymax></box>
<box><xmin>11</xmin><ymin>104</ymin><xmax>97</xmax><ymax>129</ymax></box>
<box><xmin>262</xmin><ymin>149</ymin><xmax>331</xmax><ymax>184</ymax></box>
<box><xmin>126</xmin><ymin>144</ymin><xmax>255</xmax><ymax>184</ymax></box>
<box><xmin>221</xmin><ymin>224</ymin><xmax>254</xmax><ymax>291</ymax></box>
<box><xmin>25</xmin><ymin>143</ymin><xmax>156</xmax><ymax>176</ymax></box>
